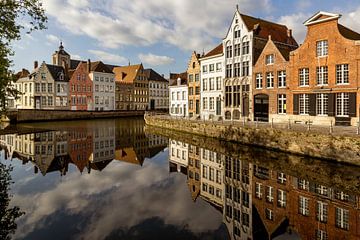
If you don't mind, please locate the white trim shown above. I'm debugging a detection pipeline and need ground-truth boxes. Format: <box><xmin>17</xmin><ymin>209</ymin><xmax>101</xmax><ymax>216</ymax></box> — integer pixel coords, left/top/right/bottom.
<box><xmin>304</xmin><ymin>11</ymin><xmax>341</xmax><ymax>26</ymax></box>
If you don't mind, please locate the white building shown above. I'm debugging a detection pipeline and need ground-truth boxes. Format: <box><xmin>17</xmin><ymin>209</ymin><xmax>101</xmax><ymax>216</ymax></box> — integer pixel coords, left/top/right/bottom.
<box><xmin>200</xmin><ymin>44</ymin><xmax>225</xmax><ymax>120</ymax></box>
<box><xmin>89</xmin><ymin>61</ymin><xmax>115</xmax><ymax>111</ymax></box>
<box><xmin>168</xmin><ymin>139</ymin><xmax>188</xmax><ymax>174</ymax></box>
<box><xmin>169</xmin><ymin>76</ymin><xmax>188</xmax><ymax>117</ymax></box>
<box><xmin>145</xmin><ymin>69</ymin><xmax>169</xmax><ymax>111</ymax></box>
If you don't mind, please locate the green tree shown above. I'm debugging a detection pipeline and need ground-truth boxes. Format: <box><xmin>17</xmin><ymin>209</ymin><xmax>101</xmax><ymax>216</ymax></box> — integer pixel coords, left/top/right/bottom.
<box><xmin>0</xmin><ymin>163</ymin><xmax>24</xmax><ymax>240</ymax></box>
<box><xmin>0</xmin><ymin>0</ymin><xmax>47</xmax><ymax>110</ymax></box>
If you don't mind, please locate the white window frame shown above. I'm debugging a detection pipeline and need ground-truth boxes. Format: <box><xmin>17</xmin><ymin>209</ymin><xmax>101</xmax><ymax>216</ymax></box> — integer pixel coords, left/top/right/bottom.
<box><xmin>299</xmin><ymin>68</ymin><xmax>309</xmax><ymax>86</ymax></box>
<box><xmin>299</xmin><ymin>196</ymin><xmax>309</xmax><ymax>216</ymax></box>
<box><xmin>336</xmin><ymin>64</ymin><xmax>349</xmax><ymax>85</ymax></box>
<box><xmin>299</xmin><ymin>94</ymin><xmax>309</xmax><ymax>115</ymax></box>
<box><xmin>316</xmin><ymin>66</ymin><xmax>328</xmax><ymax>85</ymax></box>
<box><xmin>317</xmin><ymin>40</ymin><xmax>328</xmax><ymax>57</ymax></box>
<box><xmin>278</xmin><ymin>70</ymin><xmax>286</xmax><ymax>88</ymax></box>
<box><xmin>316</xmin><ymin>93</ymin><xmax>328</xmax><ymax>116</ymax></box>
<box><xmin>336</xmin><ymin>93</ymin><xmax>349</xmax><ymax>117</ymax></box>
<box><xmin>316</xmin><ymin>201</ymin><xmax>328</xmax><ymax>223</ymax></box>
<box><xmin>256</xmin><ymin>73</ymin><xmax>262</xmax><ymax>89</ymax></box>
<box><xmin>278</xmin><ymin>94</ymin><xmax>287</xmax><ymax>115</ymax></box>
<box><xmin>266</xmin><ymin>72</ymin><xmax>274</xmax><ymax>88</ymax></box>
<box><xmin>265</xmin><ymin>54</ymin><xmax>274</xmax><ymax>65</ymax></box>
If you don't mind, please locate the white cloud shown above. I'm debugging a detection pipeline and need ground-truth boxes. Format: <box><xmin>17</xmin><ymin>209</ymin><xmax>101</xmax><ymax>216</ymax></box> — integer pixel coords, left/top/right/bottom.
<box><xmin>138</xmin><ymin>53</ymin><xmax>174</xmax><ymax>66</ymax></box>
<box><xmin>278</xmin><ymin>13</ymin><xmax>308</xmax><ymax>43</ymax></box>
<box><xmin>340</xmin><ymin>6</ymin><xmax>360</xmax><ymax>34</ymax></box>
<box><xmin>71</xmin><ymin>54</ymin><xmax>83</xmax><ymax>60</ymax></box>
<box><xmin>88</xmin><ymin>49</ymin><xmax>127</xmax><ymax>64</ymax></box>
<box><xmin>42</xmin><ymin>0</ymin><xmax>272</xmax><ymax>51</ymax></box>
<box><xmin>46</xmin><ymin>34</ymin><xmax>61</xmax><ymax>45</ymax></box>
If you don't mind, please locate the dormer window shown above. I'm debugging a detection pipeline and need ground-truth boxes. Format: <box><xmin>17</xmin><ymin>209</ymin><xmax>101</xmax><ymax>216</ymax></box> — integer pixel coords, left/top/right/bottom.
<box><xmin>266</xmin><ymin>54</ymin><xmax>274</xmax><ymax>65</ymax></box>
<box><xmin>59</xmin><ymin>73</ymin><xmax>64</xmax><ymax>81</ymax></box>
<box><xmin>317</xmin><ymin>40</ymin><xmax>328</xmax><ymax>57</ymax></box>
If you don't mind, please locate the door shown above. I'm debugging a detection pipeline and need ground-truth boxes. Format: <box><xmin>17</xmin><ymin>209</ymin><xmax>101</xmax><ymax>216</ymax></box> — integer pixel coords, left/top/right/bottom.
<box><xmin>150</xmin><ymin>99</ymin><xmax>155</xmax><ymax>110</ymax></box>
<box><xmin>254</xmin><ymin>94</ymin><xmax>269</xmax><ymax>122</ymax></box>
<box><xmin>35</xmin><ymin>97</ymin><xmax>40</xmax><ymax>109</ymax></box>
<box><xmin>242</xmin><ymin>96</ymin><xmax>249</xmax><ymax>117</ymax></box>
<box><xmin>195</xmin><ymin>100</ymin><xmax>200</xmax><ymax>114</ymax></box>
<box><xmin>216</xmin><ymin>97</ymin><xmax>221</xmax><ymax>116</ymax></box>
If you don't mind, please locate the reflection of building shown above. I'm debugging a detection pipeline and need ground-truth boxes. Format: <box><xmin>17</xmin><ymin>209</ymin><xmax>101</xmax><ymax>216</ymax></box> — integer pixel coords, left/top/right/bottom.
<box><xmin>90</xmin><ymin>120</ymin><xmax>115</xmax><ymax>163</ymax></box>
<box><xmin>187</xmin><ymin>145</ymin><xmax>201</xmax><ymax>201</ymax></box>
<box><xmin>168</xmin><ymin>139</ymin><xmax>188</xmax><ymax>174</ymax></box>
<box><xmin>169</xmin><ymin>73</ymin><xmax>188</xmax><ymax>117</ymax></box>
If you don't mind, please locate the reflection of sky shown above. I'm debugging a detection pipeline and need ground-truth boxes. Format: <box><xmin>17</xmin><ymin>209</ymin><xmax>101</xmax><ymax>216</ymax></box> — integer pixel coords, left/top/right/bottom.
<box><xmin>2</xmin><ymin>149</ymin><xmax>224</xmax><ymax>240</ymax></box>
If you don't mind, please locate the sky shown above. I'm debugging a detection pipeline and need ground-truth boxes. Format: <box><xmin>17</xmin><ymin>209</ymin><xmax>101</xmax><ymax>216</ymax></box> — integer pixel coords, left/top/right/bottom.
<box><xmin>11</xmin><ymin>0</ymin><xmax>360</xmax><ymax>77</ymax></box>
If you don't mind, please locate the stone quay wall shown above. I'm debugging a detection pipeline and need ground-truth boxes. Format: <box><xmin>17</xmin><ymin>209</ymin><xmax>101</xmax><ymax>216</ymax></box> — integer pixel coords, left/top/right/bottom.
<box><xmin>144</xmin><ymin>114</ymin><xmax>360</xmax><ymax>165</ymax></box>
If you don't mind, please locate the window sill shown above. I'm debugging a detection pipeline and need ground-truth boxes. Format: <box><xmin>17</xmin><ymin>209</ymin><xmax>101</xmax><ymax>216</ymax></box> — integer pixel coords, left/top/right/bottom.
<box><xmin>336</xmin><ymin>83</ymin><xmax>350</xmax><ymax>86</ymax></box>
<box><xmin>267</xmin><ymin>87</ymin><xmax>274</xmax><ymax>89</ymax></box>
<box><xmin>278</xmin><ymin>86</ymin><xmax>286</xmax><ymax>89</ymax></box>
<box><xmin>299</xmin><ymin>85</ymin><xmax>309</xmax><ymax>87</ymax></box>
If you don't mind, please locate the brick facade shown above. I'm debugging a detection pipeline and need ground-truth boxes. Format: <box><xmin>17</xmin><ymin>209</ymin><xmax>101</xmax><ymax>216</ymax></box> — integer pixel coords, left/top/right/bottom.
<box><xmin>69</xmin><ymin>62</ymin><xmax>93</xmax><ymax>111</ymax></box>
<box><xmin>187</xmin><ymin>52</ymin><xmax>201</xmax><ymax>118</ymax></box>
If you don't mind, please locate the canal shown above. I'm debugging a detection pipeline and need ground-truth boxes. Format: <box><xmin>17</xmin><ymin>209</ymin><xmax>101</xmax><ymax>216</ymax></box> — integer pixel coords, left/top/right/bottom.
<box><xmin>0</xmin><ymin>118</ymin><xmax>359</xmax><ymax>240</ymax></box>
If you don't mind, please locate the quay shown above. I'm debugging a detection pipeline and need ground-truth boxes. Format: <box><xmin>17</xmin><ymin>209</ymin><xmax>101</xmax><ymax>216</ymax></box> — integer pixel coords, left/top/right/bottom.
<box><xmin>4</xmin><ymin>109</ymin><xmax>145</xmax><ymax>123</ymax></box>
<box><xmin>144</xmin><ymin>113</ymin><xmax>360</xmax><ymax>165</ymax></box>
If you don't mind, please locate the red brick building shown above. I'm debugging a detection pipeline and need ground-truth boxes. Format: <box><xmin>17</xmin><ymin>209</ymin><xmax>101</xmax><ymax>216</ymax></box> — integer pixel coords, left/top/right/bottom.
<box><xmin>69</xmin><ymin>61</ymin><xmax>93</xmax><ymax>111</ymax></box>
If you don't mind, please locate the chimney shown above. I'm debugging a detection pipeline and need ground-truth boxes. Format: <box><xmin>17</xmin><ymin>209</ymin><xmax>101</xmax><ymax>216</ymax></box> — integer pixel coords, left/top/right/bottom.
<box><xmin>87</xmin><ymin>59</ymin><xmax>91</xmax><ymax>72</ymax></box>
<box><xmin>268</xmin><ymin>35</ymin><xmax>272</xmax><ymax>40</ymax></box>
<box><xmin>34</xmin><ymin>61</ymin><xmax>38</xmax><ymax>69</ymax></box>
<box><xmin>287</xmin><ymin>29</ymin><xmax>292</xmax><ymax>38</ymax></box>
<box><xmin>177</xmin><ymin>77</ymin><xmax>181</xmax><ymax>86</ymax></box>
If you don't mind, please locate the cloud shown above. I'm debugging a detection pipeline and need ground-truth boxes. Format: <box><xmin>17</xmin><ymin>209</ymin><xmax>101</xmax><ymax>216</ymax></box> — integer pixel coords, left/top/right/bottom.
<box><xmin>42</xmin><ymin>0</ymin><xmax>272</xmax><ymax>51</ymax></box>
<box><xmin>71</xmin><ymin>54</ymin><xmax>83</xmax><ymax>60</ymax></box>
<box><xmin>278</xmin><ymin>13</ymin><xmax>308</xmax><ymax>43</ymax></box>
<box><xmin>138</xmin><ymin>53</ymin><xmax>174</xmax><ymax>66</ymax></box>
<box><xmin>340</xmin><ymin>6</ymin><xmax>360</xmax><ymax>34</ymax></box>
<box><xmin>88</xmin><ymin>50</ymin><xmax>127</xmax><ymax>64</ymax></box>
<box><xmin>46</xmin><ymin>34</ymin><xmax>61</xmax><ymax>46</ymax></box>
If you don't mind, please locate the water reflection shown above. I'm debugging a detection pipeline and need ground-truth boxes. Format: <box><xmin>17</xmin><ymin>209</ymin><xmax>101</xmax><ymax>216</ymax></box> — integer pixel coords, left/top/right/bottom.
<box><xmin>0</xmin><ymin>118</ymin><xmax>359</xmax><ymax>239</ymax></box>
<box><xmin>168</xmin><ymin>138</ymin><xmax>360</xmax><ymax>240</ymax></box>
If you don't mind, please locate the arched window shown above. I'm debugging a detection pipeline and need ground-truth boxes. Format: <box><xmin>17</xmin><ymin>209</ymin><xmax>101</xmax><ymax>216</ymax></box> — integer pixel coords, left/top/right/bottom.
<box><xmin>226</xmin><ymin>41</ymin><xmax>232</xmax><ymax>58</ymax></box>
<box><xmin>242</xmin><ymin>36</ymin><xmax>250</xmax><ymax>55</ymax></box>
<box><xmin>225</xmin><ymin>111</ymin><xmax>231</xmax><ymax>120</ymax></box>
<box><xmin>234</xmin><ymin>26</ymin><xmax>240</xmax><ymax>38</ymax></box>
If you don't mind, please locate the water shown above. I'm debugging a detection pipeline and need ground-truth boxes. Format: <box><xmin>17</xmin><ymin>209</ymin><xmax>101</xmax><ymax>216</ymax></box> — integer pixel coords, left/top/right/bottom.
<box><xmin>0</xmin><ymin>118</ymin><xmax>359</xmax><ymax>240</ymax></box>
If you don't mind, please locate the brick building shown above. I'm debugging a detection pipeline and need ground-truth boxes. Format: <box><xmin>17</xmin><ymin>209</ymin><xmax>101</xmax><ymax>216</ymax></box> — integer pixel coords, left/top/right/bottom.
<box><xmin>288</xmin><ymin>11</ymin><xmax>360</xmax><ymax>126</ymax></box>
<box><xmin>252</xmin><ymin>37</ymin><xmax>298</xmax><ymax>122</ymax></box>
<box><xmin>187</xmin><ymin>52</ymin><xmax>201</xmax><ymax>118</ymax></box>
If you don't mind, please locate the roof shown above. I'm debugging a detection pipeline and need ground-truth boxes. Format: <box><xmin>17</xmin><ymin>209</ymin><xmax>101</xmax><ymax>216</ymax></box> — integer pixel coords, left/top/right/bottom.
<box><xmin>169</xmin><ymin>72</ymin><xmax>187</xmax><ymax>86</ymax></box>
<box><xmin>203</xmin><ymin>43</ymin><xmax>223</xmax><ymax>58</ymax></box>
<box><xmin>240</xmin><ymin>13</ymin><xmax>298</xmax><ymax>46</ymax></box>
<box><xmin>304</xmin><ymin>11</ymin><xmax>341</xmax><ymax>26</ymax></box>
<box><xmin>15</xmin><ymin>69</ymin><xmax>30</xmax><ymax>80</ymax></box>
<box><xmin>106</xmin><ymin>64</ymin><xmax>121</xmax><ymax>72</ymax></box>
<box><xmin>115</xmin><ymin>148</ymin><xmax>143</xmax><ymax>166</ymax></box>
<box><xmin>144</xmin><ymin>69</ymin><xmax>167</xmax><ymax>82</ymax></box>
<box><xmin>274</xmin><ymin>42</ymin><xmax>298</xmax><ymax>61</ymax></box>
<box><xmin>338</xmin><ymin>24</ymin><xmax>360</xmax><ymax>40</ymax></box>
<box><xmin>46</xmin><ymin>64</ymin><xmax>69</xmax><ymax>82</ymax></box>
<box><xmin>70</xmin><ymin>59</ymin><xmax>84</xmax><ymax>70</ymax></box>
<box><xmin>113</xmin><ymin>64</ymin><xmax>142</xmax><ymax>83</ymax></box>
<box><xmin>89</xmin><ymin>61</ymin><xmax>114</xmax><ymax>74</ymax></box>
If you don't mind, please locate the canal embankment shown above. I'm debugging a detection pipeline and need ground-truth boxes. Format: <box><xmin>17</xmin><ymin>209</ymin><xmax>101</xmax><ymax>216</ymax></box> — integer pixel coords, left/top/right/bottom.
<box><xmin>4</xmin><ymin>109</ymin><xmax>145</xmax><ymax>123</ymax></box>
<box><xmin>144</xmin><ymin>114</ymin><xmax>360</xmax><ymax>166</ymax></box>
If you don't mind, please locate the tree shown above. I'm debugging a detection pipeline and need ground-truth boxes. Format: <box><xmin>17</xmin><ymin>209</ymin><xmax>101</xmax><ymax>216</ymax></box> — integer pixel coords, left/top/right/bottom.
<box><xmin>0</xmin><ymin>0</ymin><xmax>47</xmax><ymax>110</ymax></box>
<box><xmin>0</xmin><ymin>163</ymin><xmax>24</xmax><ymax>240</ymax></box>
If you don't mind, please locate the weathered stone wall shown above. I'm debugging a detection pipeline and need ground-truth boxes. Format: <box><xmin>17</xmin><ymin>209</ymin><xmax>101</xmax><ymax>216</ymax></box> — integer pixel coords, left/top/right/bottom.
<box><xmin>6</xmin><ymin>110</ymin><xmax>144</xmax><ymax>123</ymax></box>
<box><xmin>145</xmin><ymin>115</ymin><xmax>360</xmax><ymax>165</ymax></box>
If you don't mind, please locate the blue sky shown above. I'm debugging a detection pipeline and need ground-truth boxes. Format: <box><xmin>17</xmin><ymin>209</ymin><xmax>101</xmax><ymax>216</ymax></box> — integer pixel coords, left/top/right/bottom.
<box><xmin>11</xmin><ymin>0</ymin><xmax>360</xmax><ymax>77</ymax></box>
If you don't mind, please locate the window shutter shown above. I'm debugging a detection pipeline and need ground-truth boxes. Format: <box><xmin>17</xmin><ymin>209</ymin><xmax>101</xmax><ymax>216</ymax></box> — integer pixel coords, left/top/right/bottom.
<box><xmin>293</xmin><ymin>94</ymin><xmax>299</xmax><ymax>115</ymax></box>
<box><xmin>309</xmin><ymin>94</ymin><xmax>316</xmax><ymax>116</ymax></box>
<box><xmin>328</xmin><ymin>93</ymin><xmax>335</xmax><ymax>116</ymax></box>
<box><xmin>349</xmin><ymin>92</ymin><xmax>357</xmax><ymax>117</ymax></box>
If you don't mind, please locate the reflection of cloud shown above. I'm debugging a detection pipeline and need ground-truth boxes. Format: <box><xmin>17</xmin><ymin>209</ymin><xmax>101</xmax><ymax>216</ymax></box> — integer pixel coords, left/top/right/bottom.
<box><xmin>12</xmin><ymin>151</ymin><xmax>222</xmax><ymax>240</ymax></box>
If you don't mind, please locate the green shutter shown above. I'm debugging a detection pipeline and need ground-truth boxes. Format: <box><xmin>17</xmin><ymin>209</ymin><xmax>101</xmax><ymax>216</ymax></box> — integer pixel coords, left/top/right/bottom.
<box><xmin>349</xmin><ymin>92</ymin><xmax>357</xmax><ymax>117</ymax></box>
<box><xmin>293</xmin><ymin>94</ymin><xmax>299</xmax><ymax>115</ymax></box>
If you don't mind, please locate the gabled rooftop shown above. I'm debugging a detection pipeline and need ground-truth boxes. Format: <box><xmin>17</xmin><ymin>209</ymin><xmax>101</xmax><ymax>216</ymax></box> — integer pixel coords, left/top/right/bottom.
<box><xmin>113</xmin><ymin>64</ymin><xmax>142</xmax><ymax>83</ymax></box>
<box><xmin>203</xmin><ymin>43</ymin><xmax>223</xmax><ymax>58</ymax></box>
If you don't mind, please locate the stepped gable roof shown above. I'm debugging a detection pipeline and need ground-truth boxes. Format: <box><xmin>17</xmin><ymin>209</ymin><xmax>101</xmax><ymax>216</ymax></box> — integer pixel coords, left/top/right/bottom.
<box><xmin>338</xmin><ymin>24</ymin><xmax>360</xmax><ymax>40</ymax></box>
<box><xmin>203</xmin><ymin>43</ymin><xmax>223</xmax><ymax>58</ymax></box>
<box><xmin>144</xmin><ymin>69</ymin><xmax>167</xmax><ymax>82</ymax></box>
<box><xmin>113</xmin><ymin>64</ymin><xmax>142</xmax><ymax>83</ymax></box>
<box><xmin>240</xmin><ymin>13</ymin><xmax>298</xmax><ymax>46</ymax></box>
<box><xmin>169</xmin><ymin>72</ymin><xmax>187</xmax><ymax>86</ymax></box>
<box><xmin>15</xmin><ymin>69</ymin><xmax>30</xmax><ymax>80</ymax></box>
<box><xmin>46</xmin><ymin>64</ymin><xmax>69</xmax><ymax>82</ymax></box>
<box><xmin>90</xmin><ymin>61</ymin><xmax>114</xmax><ymax>74</ymax></box>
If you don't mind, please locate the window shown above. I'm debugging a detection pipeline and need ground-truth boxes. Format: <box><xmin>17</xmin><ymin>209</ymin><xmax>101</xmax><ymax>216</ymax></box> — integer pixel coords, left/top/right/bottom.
<box><xmin>234</xmin><ymin>188</ymin><xmax>240</xmax><ymax>203</ymax></box>
<box><xmin>209</xmin><ymin>64</ymin><xmax>215</xmax><ymax>72</ymax></box>
<box><xmin>242</xmin><ymin>61</ymin><xmax>249</xmax><ymax>76</ymax></box>
<box><xmin>277</xmin><ymin>189</ymin><xmax>286</xmax><ymax>208</ymax></box>
<box><xmin>209</xmin><ymin>78</ymin><xmax>214</xmax><ymax>90</ymax></box>
<box><xmin>277</xmin><ymin>172</ymin><xmax>287</xmax><ymax>184</ymax></box>
<box><xmin>278</xmin><ymin>70</ymin><xmax>286</xmax><ymax>88</ymax></box>
<box><xmin>41</xmin><ymin>83</ymin><xmax>46</xmax><ymax>92</ymax></box>
<box><xmin>195</xmin><ymin>74</ymin><xmax>200</xmax><ymax>82</ymax></box>
<box><xmin>316</xmin><ymin>201</ymin><xmax>328</xmax><ymax>223</ymax></box>
<box><xmin>278</xmin><ymin>94</ymin><xmax>287</xmax><ymax>114</ymax></box>
<box><xmin>234</xmin><ymin>27</ymin><xmax>240</xmax><ymax>38</ymax></box>
<box><xmin>48</xmin><ymin>96</ymin><xmax>53</xmax><ymax>106</ymax></box>
<box><xmin>226</xmin><ymin>205</ymin><xmax>232</xmax><ymax>218</ymax></box>
<box><xmin>336</xmin><ymin>93</ymin><xmax>349</xmax><ymax>117</ymax></box>
<box><xmin>203</xmin><ymin>97</ymin><xmax>208</xmax><ymax>110</ymax></box>
<box><xmin>316</xmin><ymin>66</ymin><xmax>328</xmax><ymax>85</ymax></box>
<box><xmin>256</xmin><ymin>73</ymin><xmax>262</xmax><ymax>89</ymax></box>
<box><xmin>202</xmin><ymin>78</ymin><xmax>208</xmax><ymax>91</ymax></box>
<box><xmin>299</xmin><ymin>94</ymin><xmax>309</xmax><ymax>115</ymax></box>
<box><xmin>317</xmin><ymin>40</ymin><xmax>328</xmax><ymax>57</ymax></box>
<box><xmin>216</xmin><ymin>63</ymin><xmax>222</xmax><ymax>71</ymax></box>
<box><xmin>266</xmin><ymin>186</ymin><xmax>273</xmax><ymax>203</ymax></box>
<box><xmin>298</xmin><ymin>179</ymin><xmax>309</xmax><ymax>191</ymax></box>
<box><xmin>188</xmin><ymin>74</ymin><xmax>194</xmax><ymax>83</ymax></box>
<box><xmin>195</xmin><ymin>87</ymin><xmax>200</xmax><ymax>95</ymax></box>
<box><xmin>299</xmin><ymin>68</ymin><xmax>309</xmax><ymax>86</ymax></box>
<box><xmin>317</xmin><ymin>94</ymin><xmax>328</xmax><ymax>116</ymax></box>
<box><xmin>202</xmin><ymin>183</ymin><xmax>208</xmax><ymax>192</ymax></box>
<box><xmin>189</xmin><ymin>87</ymin><xmax>194</xmax><ymax>96</ymax></box>
<box><xmin>266</xmin><ymin>54</ymin><xmax>274</xmax><ymax>65</ymax></box>
<box><xmin>209</xmin><ymin>97</ymin><xmax>214</xmax><ymax>110</ymax></box>
<box><xmin>265</xmin><ymin>209</ymin><xmax>274</xmax><ymax>221</ymax></box>
<box><xmin>234</xmin><ymin>44</ymin><xmax>241</xmax><ymax>56</ymax></box>
<box><xmin>203</xmin><ymin>65</ymin><xmax>208</xmax><ymax>73</ymax></box>
<box><xmin>216</xmin><ymin>77</ymin><xmax>221</xmax><ymax>90</ymax></box>
<box><xmin>335</xmin><ymin>191</ymin><xmax>350</xmax><ymax>202</ymax></box>
<box><xmin>47</xmin><ymin>83</ymin><xmax>53</xmax><ymax>93</ymax></box>
<box><xmin>299</xmin><ymin>196</ymin><xmax>309</xmax><ymax>216</ymax></box>
<box><xmin>226</xmin><ymin>44</ymin><xmax>232</xmax><ymax>58</ymax></box>
<box><xmin>41</xmin><ymin>72</ymin><xmax>46</xmax><ymax>80</ymax></box>
<box><xmin>316</xmin><ymin>230</ymin><xmax>328</xmax><ymax>240</ymax></box>
<box><xmin>182</xmin><ymin>91</ymin><xmax>185</xmax><ymax>100</ymax></box>
<box><xmin>35</xmin><ymin>83</ymin><xmax>40</xmax><ymax>92</ymax></box>
<box><xmin>242</xmin><ymin>191</ymin><xmax>249</xmax><ymax>207</ymax></box>
<box><xmin>336</xmin><ymin>64</ymin><xmax>349</xmax><ymax>84</ymax></box>
<box><xmin>226</xmin><ymin>64</ymin><xmax>232</xmax><ymax>78</ymax></box>
<box><xmin>255</xmin><ymin>183</ymin><xmax>262</xmax><ymax>199</ymax></box>
<box><xmin>266</xmin><ymin>72</ymin><xmax>274</xmax><ymax>88</ymax></box>
<box><xmin>234</xmin><ymin>63</ymin><xmax>240</xmax><ymax>77</ymax></box>
<box><xmin>335</xmin><ymin>207</ymin><xmax>349</xmax><ymax>230</ymax></box>
<box><xmin>242</xmin><ymin>41</ymin><xmax>249</xmax><ymax>55</ymax></box>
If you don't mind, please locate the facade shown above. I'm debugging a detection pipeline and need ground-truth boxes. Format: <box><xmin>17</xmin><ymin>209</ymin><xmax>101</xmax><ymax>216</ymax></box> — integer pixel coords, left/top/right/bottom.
<box><xmin>68</xmin><ymin>61</ymin><xmax>93</xmax><ymax>111</ymax></box>
<box><xmin>145</xmin><ymin>69</ymin><xmax>168</xmax><ymax>111</ymax></box>
<box><xmin>252</xmin><ymin>37</ymin><xmax>297</xmax><ymax>122</ymax></box>
<box><xmin>187</xmin><ymin>52</ymin><xmax>201</xmax><ymax>118</ymax></box>
<box><xmin>187</xmin><ymin>144</ymin><xmax>201</xmax><ymax>201</ymax></box>
<box><xmin>168</xmin><ymin>139</ymin><xmax>188</xmax><ymax>174</ymax></box>
<box><xmin>223</xmin><ymin>7</ymin><xmax>297</xmax><ymax>121</ymax></box>
<box><xmin>288</xmin><ymin>12</ymin><xmax>360</xmax><ymax>126</ymax></box>
<box><xmin>200</xmin><ymin>44</ymin><xmax>225</xmax><ymax>120</ymax></box>
<box><xmin>113</xmin><ymin>64</ymin><xmax>148</xmax><ymax>111</ymax></box>
<box><xmin>169</xmin><ymin>73</ymin><xmax>188</xmax><ymax>117</ymax></box>
<box><xmin>89</xmin><ymin>61</ymin><xmax>115</xmax><ymax>111</ymax></box>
